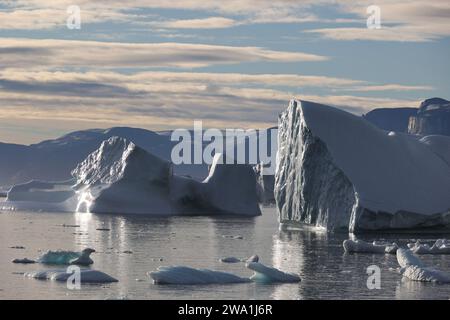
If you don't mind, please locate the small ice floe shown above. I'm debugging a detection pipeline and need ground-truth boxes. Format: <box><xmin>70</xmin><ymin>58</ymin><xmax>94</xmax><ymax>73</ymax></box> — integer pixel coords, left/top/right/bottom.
<box><xmin>148</xmin><ymin>266</ymin><xmax>251</xmax><ymax>285</ymax></box>
<box><xmin>12</xmin><ymin>258</ymin><xmax>36</xmax><ymax>264</ymax></box>
<box><xmin>25</xmin><ymin>269</ymin><xmax>118</xmax><ymax>283</ymax></box>
<box><xmin>245</xmin><ymin>255</ymin><xmax>259</xmax><ymax>263</ymax></box>
<box><xmin>222</xmin><ymin>235</ymin><xmax>244</xmax><ymax>240</ymax></box>
<box><xmin>9</xmin><ymin>246</ymin><xmax>25</xmax><ymax>249</ymax></box>
<box><xmin>343</xmin><ymin>239</ymin><xmax>398</xmax><ymax>254</ymax></box>
<box><xmin>246</xmin><ymin>262</ymin><xmax>301</xmax><ymax>283</ymax></box>
<box><xmin>407</xmin><ymin>239</ymin><xmax>450</xmax><ymax>254</ymax></box>
<box><xmin>38</xmin><ymin>248</ymin><xmax>95</xmax><ymax>266</ymax></box>
<box><xmin>220</xmin><ymin>257</ymin><xmax>241</xmax><ymax>263</ymax></box>
<box><xmin>397</xmin><ymin>249</ymin><xmax>450</xmax><ymax>283</ymax></box>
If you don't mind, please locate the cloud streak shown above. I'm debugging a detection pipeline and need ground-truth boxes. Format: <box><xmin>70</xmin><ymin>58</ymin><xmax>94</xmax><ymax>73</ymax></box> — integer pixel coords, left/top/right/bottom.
<box><xmin>0</xmin><ymin>38</ymin><xmax>327</xmax><ymax>69</ymax></box>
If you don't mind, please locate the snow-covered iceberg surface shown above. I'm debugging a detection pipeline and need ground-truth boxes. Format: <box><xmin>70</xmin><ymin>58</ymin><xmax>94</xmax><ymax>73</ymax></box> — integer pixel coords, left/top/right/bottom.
<box><xmin>148</xmin><ymin>266</ymin><xmax>251</xmax><ymax>285</ymax></box>
<box><xmin>396</xmin><ymin>249</ymin><xmax>450</xmax><ymax>283</ymax></box>
<box><xmin>3</xmin><ymin>137</ymin><xmax>260</xmax><ymax>216</ymax></box>
<box><xmin>343</xmin><ymin>239</ymin><xmax>398</xmax><ymax>254</ymax></box>
<box><xmin>246</xmin><ymin>262</ymin><xmax>301</xmax><ymax>283</ymax></box>
<box><xmin>25</xmin><ymin>269</ymin><xmax>118</xmax><ymax>283</ymax></box>
<box><xmin>38</xmin><ymin>248</ymin><xmax>95</xmax><ymax>265</ymax></box>
<box><xmin>275</xmin><ymin>99</ymin><xmax>450</xmax><ymax>232</ymax></box>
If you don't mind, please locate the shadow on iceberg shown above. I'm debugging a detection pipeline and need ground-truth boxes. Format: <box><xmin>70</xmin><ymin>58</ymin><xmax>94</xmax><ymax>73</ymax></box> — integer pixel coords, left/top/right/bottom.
<box><xmin>2</xmin><ymin>137</ymin><xmax>261</xmax><ymax>216</ymax></box>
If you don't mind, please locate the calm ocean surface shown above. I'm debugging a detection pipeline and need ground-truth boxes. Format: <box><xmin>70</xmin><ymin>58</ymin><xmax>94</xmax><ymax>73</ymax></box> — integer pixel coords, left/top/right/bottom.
<box><xmin>1</xmin><ymin>205</ymin><xmax>449</xmax><ymax>300</ymax></box>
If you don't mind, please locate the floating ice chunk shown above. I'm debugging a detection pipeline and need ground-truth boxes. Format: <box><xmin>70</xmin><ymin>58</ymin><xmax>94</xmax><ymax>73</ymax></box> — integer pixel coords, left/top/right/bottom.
<box><xmin>245</xmin><ymin>262</ymin><xmax>301</xmax><ymax>283</ymax></box>
<box><xmin>38</xmin><ymin>248</ymin><xmax>95</xmax><ymax>266</ymax></box>
<box><xmin>408</xmin><ymin>239</ymin><xmax>450</xmax><ymax>254</ymax></box>
<box><xmin>397</xmin><ymin>248</ymin><xmax>450</xmax><ymax>283</ymax></box>
<box><xmin>343</xmin><ymin>239</ymin><xmax>398</xmax><ymax>254</ymax></box>
<box><xmin>148</xmin><ymin>266</ymin><xmax>250</xmax><ymax>285</ymax></box>
<box><xmin>245</xmin><ymin>255</ymin><xmax>259</xmax><ymax>263</ymax></box>
<box><xmin>12</xmin><ymin>258</ymin><xmax>36</xmax><ymax>264</ymax></box>
<box><xmin>25</xmin><ymin>269</ymin><xmax>118</xmax><ymax>283</ymax></box>
<box><xmin>219</xmin><ymin>257</ymin><xmax>241</xmax><ymax>263</ymax></box>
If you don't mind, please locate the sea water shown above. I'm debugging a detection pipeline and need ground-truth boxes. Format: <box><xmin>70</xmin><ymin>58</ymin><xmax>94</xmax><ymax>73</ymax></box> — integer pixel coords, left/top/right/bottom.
<box><xmin>1</xmin><ymin>206</ymin><xmax>450</xmax><ymax>300</ymax></box>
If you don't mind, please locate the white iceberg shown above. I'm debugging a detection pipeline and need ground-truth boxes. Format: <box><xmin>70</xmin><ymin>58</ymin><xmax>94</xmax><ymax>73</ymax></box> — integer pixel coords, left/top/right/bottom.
<box><xmin>343</xmin><ymin>239</ymin><xmax>398</xmax><ymax>254</ymax></box>
<box><xmin>245</xmin><ymin>262</ymin><xmax>301</xmax><ymax>283</ymax></box>
<box><xmin>407</xmin><ymin>239</ymin><xmax>450</xmax><ymax>254</ymax></box>
<box><xmin>3</xmin><ymin>137</ymin><xmax>261</xmax><ymax>216</ymax></box>
<box><xmin>275</xmin><ymin>99</ymin><xmax>450</xmax><ymax>232</ymax></box>
<box><xmin>37</xmin><ymin>248</ymin><xmax>95</xmax><ymax>266</ymax></box>
<box><xmin>25</xmin><ymin>269</ymin><xmax>118</xmax><ymax>283</ymax></box>
<box><xmin>396</xmin><ymin>249</ymin><xmax>450</xmax><ymax>283</ymax></box>
<box><xmin>148</xmin><ymin>266</ymin><xmax>251</xmax><ymax>285</ymax></box>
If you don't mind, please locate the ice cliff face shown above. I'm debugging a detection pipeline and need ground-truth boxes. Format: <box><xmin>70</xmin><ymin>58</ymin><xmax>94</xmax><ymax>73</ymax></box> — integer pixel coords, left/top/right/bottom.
<box><xmin>275</xmin><ymin>100</ymin><xmax>450</xmax><ymax>232</ymax></box>
<box><xmin>4</xmin><ymin>136</ymin><xmax>261</xmax><ymax>216</ymax></box>
<box><xmin>254</xmin><ymin>164</ymin><xmax>275</xmax><ymax>205</ymax></box>
<box><xmin>408</xmin><ymin>98</ymin><xmax>450</xmax><ymax>136</ymax></box>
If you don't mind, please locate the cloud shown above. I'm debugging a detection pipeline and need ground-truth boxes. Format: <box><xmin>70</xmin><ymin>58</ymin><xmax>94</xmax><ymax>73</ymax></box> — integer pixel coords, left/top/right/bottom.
<box><xmin>0</xmin><ymin>38</ymin><xmax>327</xmax><ymax>69</ymax></box>
<box><xmin>160</xmin><ymin>17</ymin><xmax>238</xmax><ymax>29</ymax></box>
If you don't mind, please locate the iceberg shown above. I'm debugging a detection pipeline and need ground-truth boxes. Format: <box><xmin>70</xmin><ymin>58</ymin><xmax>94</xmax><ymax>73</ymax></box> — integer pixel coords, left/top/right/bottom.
<box><xmin>396</xmin><ymin>249</ymin><xmax>450</xmax><ymax>283</ymax></box>
<box><xmin>148</xmin><ymin>266</ymin><xmax>251</xmax><ymax>285</ymax></box>
<box><xmin>343</xmin><ymin>239</ymin><xmax>398</xmax><ymax>254</ymax></box>
<box><xmin>25</xmin><ymin>269</ymin><xmax>118</xmax><ymax>283</ymax></box>
<box><xmin>3</xmin><ymin>137</ymin><xmax>261</xmax><ymax>216</ymax></box>
<box><xmin>275</xmin><ymin>99</ymin><xmax>450</xmax><ymax>232</ymax></box>
<box><xmin>37</xmin><ymin>248</ymin><xmax>95</xmax><ymax>266</ymax></box>
<box><xmin>246</xmin><ymin>262</ymin><xmax>301</xmax><ymax>283</ymax></box>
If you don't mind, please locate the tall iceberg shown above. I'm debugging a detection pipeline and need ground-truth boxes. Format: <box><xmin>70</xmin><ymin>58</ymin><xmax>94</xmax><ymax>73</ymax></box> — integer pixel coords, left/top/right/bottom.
<box><xmin>275</xmin><ymin>100</ymin><xmax>450</xmax><ymax>232</ymax></box>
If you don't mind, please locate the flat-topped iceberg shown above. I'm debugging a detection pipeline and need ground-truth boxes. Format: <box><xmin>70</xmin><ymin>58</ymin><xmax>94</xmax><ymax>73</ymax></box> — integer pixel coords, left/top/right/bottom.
<box><xmin>275</xmin><ymin>99</ymin><xmax>450</xmax><ymax>232</ymax></box>
<box><xmin>396</xmin><ymin>249</ymin><xmax>450</xmax><ymax>283</ymax></box>
<box><xmin>2</xmin><ymin>137</ymin><xmax>260</xmax><ymax>216</ymax></box>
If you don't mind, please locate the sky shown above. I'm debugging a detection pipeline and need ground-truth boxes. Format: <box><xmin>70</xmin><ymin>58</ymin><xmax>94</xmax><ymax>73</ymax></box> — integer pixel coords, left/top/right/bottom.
<box><xmin>0</xmin><ymin>0</ymin><xmax>449</xmax><ymax>144</ymax></box>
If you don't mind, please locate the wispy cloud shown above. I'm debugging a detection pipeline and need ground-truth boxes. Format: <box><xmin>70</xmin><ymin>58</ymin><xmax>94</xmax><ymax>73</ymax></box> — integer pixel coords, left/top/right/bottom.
<box><xmin>0</xmin><ymin>38</ymin><xmax>327</xmax><ymax>69</ymax></box>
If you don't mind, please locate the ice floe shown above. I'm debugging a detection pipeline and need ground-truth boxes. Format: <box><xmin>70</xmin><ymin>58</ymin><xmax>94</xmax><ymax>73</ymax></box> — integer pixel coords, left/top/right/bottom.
<box><xmin>407</xmin><ymin>239</ymin><xmax>450</xmax><ymax>254</ymax></box>
<box><xmin>343</xmin><ymin>239</ymin><xmax>398</xmax><ymax>254</ymax></box>
<box><xmin>37</xmin><ymin>248</ymin><xmax>95</xmax><ymax>266</ymax></box>
<box><xmin>25</xmin><ymin>269</ymin><xmax>118</xmax><ymax>283</ymax></box>
<box><xmin>12</xmin><ymin>258</ymin><xmax>36</xmax><ymax>264</ymax></box>
<box><xmin>246</xmin><ymin>262</ymin><xmax>301</xmax><ymax>283</ymax></box>
<box><xmin>219</xmin><ymin>257</ymin><xmax>241</xmax><ymax>263</ymax></box>
<box><xmin>397</xmin><ymin>249</ymin><xmax>450</xmax><ymax>283</ymax></box>
<box><xmin>148</xmin><ymin>266</ymin><xmax>251</xmax><ymax>285</ymax></box>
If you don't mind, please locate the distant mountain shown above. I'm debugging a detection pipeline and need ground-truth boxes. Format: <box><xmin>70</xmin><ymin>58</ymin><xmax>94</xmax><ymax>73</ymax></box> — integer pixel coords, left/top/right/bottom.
<box><xmin>0</xmin><ymin>127</ymin><xmax>201</xmax><ymax>187</ymax></box>
<box><xmin>0</xmin><ymin>126</ymin><xmax>276</xmax><ymax>187</ymax></box>
<box><xmin>363</xmin><ymin>108</ymin><xmax>417</xmax><ymax>132</ymax></box>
